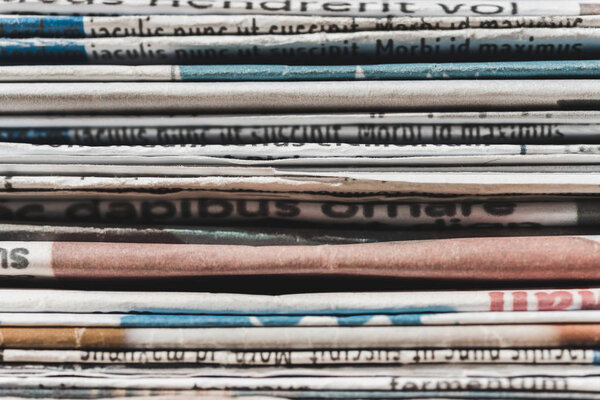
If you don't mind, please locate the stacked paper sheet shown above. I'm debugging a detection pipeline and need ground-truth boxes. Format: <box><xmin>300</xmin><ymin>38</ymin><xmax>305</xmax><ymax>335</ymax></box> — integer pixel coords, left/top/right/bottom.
<box><xmin>3</xmin><ymin>1</ymin><xmax>600</xmax><ymax>399</ymax></box>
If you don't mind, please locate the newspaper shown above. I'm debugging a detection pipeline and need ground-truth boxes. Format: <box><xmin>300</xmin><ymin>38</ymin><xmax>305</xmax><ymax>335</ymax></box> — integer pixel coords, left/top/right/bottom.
<box><xmin>0</xmin><ymin>287</ymin><xmax>596</xmax><ymax>313</ymax></box>
<box><xmin>0</xmin><ymin>365</ymin><xmax>594</xmax><ymax>378</ymax></box>
<box><xmin>0</xmin><ymin>389</ymin><xmax>256</xmax><ymax>399</ymax></box>
<box><xmin>2</xmin><ymin>310</ymin><xmax>600</xmax><ymax>327</ymax></box>
<box><xmin>3</xmin><ymin>111</ymin><xmax>600</xmax><ymax>127</ymax></box>
<box><xmin>0</xmin><ymin>1</ymin><xmax>594</xmax><ymax>17</ymax></box>
<box><xmin>1</xmin><ymin>236</ymin><xmax>600</xmax><ymax>280</ymax></box>
<box><xmin>11</xmin><ymin>164</ymin><xmax>600</xmax><ymax>177</ymax></box>
<box><xmin>0</xmin><ymin>375</ymin><xmax>577</xmax><ymax>392</ymax></box>
<box><xmin>0</xmin><ymin>142</ymin><xmax>575</xmax><ymax>159</ymax></box>
<box><xmin>5</xmin><ymin>29</ymin><xmax>600</xmax><ymax>64</ymax></box>
<box><xmin>4</xmin><ymin>80</ymin><xmax>600</xmax><ymax>113</ymax></box>
<box><xmin>0</xmin><ymin>366</ymin><xmax>599</xmax><ymax>392</ymax></box>
<box><xmin>7</xmin><ymin>15</ymin><xmax>600</xmax><ymax>39</ymax></box>
<box><xmin>0</xmin><ymin>390</ymin><xmax>594</xmax><ymax>399</ymax></box>
<box><xmin>0</xmin><ymin>222</ymin><xmax>400</xmax><ymax>245</ymax></box>
<box><xmin>3</xmin><ymin>222</ymin><xmax>591</xmax><ymax>243</ymax></box>
<box><xmin>8</xmin><ymin>173</ymin><xmax>600</xmax><ymax>201</ymax></box>
<box><xmin>5</xmin><ymin>122</ymin><xmax>600</xmax><ymax>145</ymax></box>
<box><xmin>0</xmin><ymin>163</ymin><xmax>291</xmax><ymax>177</ymax></box>
<box><xmin>2</xmin><ymin>348</ymin><xmax>597</xmax><ymax>365</ymax></box>
<box><xmin>19</xmin><ymin>366</ymin><xmax>600</xmax><ymax>378</ymax></box>
<box><xmin>7</xmin><ymin>61</ymin><xmax>600</xmax><ymax>82</ymax></box>
<box><xmin>1</xmin><ymin>199</ymin><xmax>599</xmax><ymax>229</ymax></box>
<box><xmin>0</xmin><ymin>325</ymin><xmax>597</xmax><ymax>349</ymax></box>
<box><xmin>36</xmin><ymin>165</ymin><xmax>600</xmax><ymax>174</ymax></box>
<box><xmin>9</xmin><ymin>143</ymin><xmax>600</xmax><ymax>166</ymax></box>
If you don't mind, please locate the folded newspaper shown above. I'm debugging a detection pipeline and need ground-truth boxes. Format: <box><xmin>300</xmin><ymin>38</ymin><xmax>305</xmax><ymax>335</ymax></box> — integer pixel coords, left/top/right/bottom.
<box><xmin>4</xmin><ymin>80</ymin><xmax>600</xmax><ymax>113</ymax></box>
<box><xmin>3</xmin><ymin>111</ymin><xmax>600</xmax><ymax>145</ymax></box>
<box><xmin>7</xmin><ymin>61</ymin><xmax>600</xmax><ymax>82</ymax></box>
<box><xmin>0</xmin><ymin>237</ymin><xmax>597</xmax><ymax>280</ymax></box>
<box><xmin>6</xmin><ymin>29</ymin><xmax>600</xmax><ymax>64</ymax></box>
<box><xmin>0</xmin><ymin>198</ymin><xmax>598</xmax><ymax>229</ymax></box>
<box><xmin>0</xmin><ymin>0</ymin><xmax>598</xmax><ymax>16</ymax></box>
<box><xmin>8</xmin><ymin>15</ymin><xmax>600</xmax><ymax>39</ymax></box>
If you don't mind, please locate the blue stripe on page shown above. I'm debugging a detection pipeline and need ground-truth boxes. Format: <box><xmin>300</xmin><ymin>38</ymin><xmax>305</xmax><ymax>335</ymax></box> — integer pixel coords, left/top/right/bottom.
<box><xmin>178</xmin><ymin>65</ymin><xmax>356</xmax><ymax>80</ymax></box>
<box><xmin>119</xmin><ymin>314</ymin><xmax>425</xmax><ymax>327</ymax></box>
<box><xmin>179</xmin><ymin>61</ymin><xmax>600</xmax><ymax>81</ymax></box>
<box><xmin>0</xmin><ymin>16</ymin><xmax>85</xmax><ymax>38</ymax></box>
<box><xmin>0</xmin><ymin>129</ymin><xmax>71</xmax><ymax>143</ymax></box>
<box><xmin>120</xmin><ymin>314</ymin><xmax>256</xmax><ymax>327</ymax></box>
<box><xmin>0</xmin><ymin>39</ymin><xmax>87</xmax><ymax>63</ymax></box>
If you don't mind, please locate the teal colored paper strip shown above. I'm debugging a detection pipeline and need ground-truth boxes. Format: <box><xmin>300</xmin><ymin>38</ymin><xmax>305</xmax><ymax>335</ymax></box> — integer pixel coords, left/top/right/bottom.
<box><xmin>0</xmin><ymin>16</ymin><xmax>85</xmax><ymax>38</ymax></box>
<box><xmin>179</xmin><ymin>60</ymin><xmax>600</xmax><ymax>81</ymax></box>
<box><xmin>118</xmin><ymin>313</ymin><xmax>425</xmax><ymax>327</ymax></box>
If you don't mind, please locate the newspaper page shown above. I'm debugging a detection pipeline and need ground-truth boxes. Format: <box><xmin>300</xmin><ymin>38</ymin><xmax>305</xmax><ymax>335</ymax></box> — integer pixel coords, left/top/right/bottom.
<box><xmin>8</xmin><ymin>143</ymin><xmax>600</xmax><ymax>167</ymax></box>
<box><xmin>4</xmin><ymin>29</ymin><xmax>600</xmax><ymax>64</ymax></box>
<box><xmin>3</xmin><ymin>80</ymin><xmax>600</xmax><ymax>113</ymax></box>
<box><xmin>7</xmin><ymin>173</ymin><xmax>600</xmax><ymax>200</ymax></box>
<box><xmin>1</xmin><ymin>348</ymin><xmax>596</xmax><ymax>365</ymax></box>
<box><xmin>10</xmin><ymin>164</ymin><xmax>600</xmax><ymax>176</ymax></box>
<box><xmin>0</xmin><ymin>237</ymin><xmax>598</xmax><ymax>279</ymax></box>
<box><xmin>0</xmin><ymin>1</ymin><xmax>592</xmax><ymax>17</ymax></box>
<box><xmin>5</xmin><ymin>222</ymin><xmax>584</xmax><ymax>243</ymax></box>
<box><xmin>5</xmin><ymin>61</ymin><xmax>600</xmax><ymax>82</ymax></box>
<box><xmin>0</xmin><ymin>199</ymin><xmax>598</xmax><ymax>229</ymax></box>
<box><xmin>7</xmin><ymin>15</ymin><xmax>600</xmax><ymax>39</ymax></box>
<box><xmin>0</xmin><ymin>374</ymin><xmax>581</xmax><ymax>393</ymax></box>
<box><xmin>0</xmin><ymin>325</ymin><xmax>595</xmax><ymax>349</ymax></box>
<box><xmin>1</xmin><ymin>310</ymin><xmax>600</xmax><ymax>327</ymax></box>
<box><xmin>0</xmin><ymin>388</ymin><xmax>586</xmax><ymax>398</ymax></box>
<box><xmin>0</xmin><ymin>287</ymin><xmax>596</xmax><ymax>313</ymax></box>
<box><xmin>2</xmin><ymin>111</ymin><xmax>600</xmax><ymax>126</ymax></box>
<box><xmin>3</xmin><ymin>364</ymin><xmax>600</xmax><ymax>377</ymax></box>
<box><xmin>0</xmin><ymin>222</ymin><xmax>395</xmax><ymax>245</ymax></box>
<box><xmin>4</xmin><ymin>121</ymin><xmax>600</xmax><ymax>145</ymax></box>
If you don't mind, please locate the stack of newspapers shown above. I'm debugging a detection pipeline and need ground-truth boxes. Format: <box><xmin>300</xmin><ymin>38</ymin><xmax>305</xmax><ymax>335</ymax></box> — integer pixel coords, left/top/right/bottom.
<box><xmin>5</xmin><ymin>0</ymin><xmax>600</xmax><ymax>399</ymax></box>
